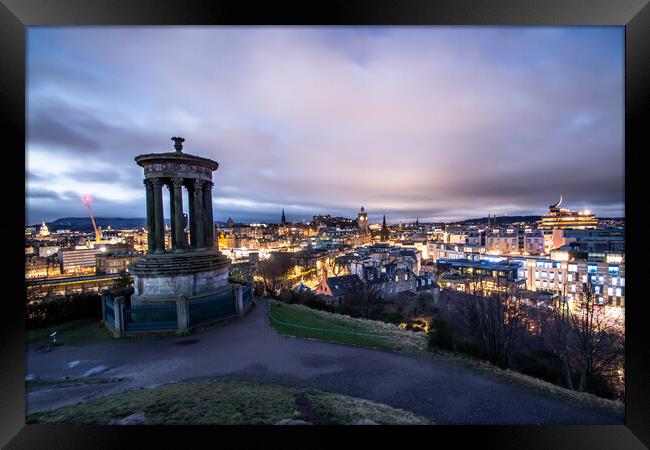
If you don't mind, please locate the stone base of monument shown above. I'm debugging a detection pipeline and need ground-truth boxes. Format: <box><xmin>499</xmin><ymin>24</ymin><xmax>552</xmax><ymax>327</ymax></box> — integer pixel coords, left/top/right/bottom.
<box><xmin>129</xmin><ymin>249</ymin><xmax>231</xmax><ymax>306</ymax></box>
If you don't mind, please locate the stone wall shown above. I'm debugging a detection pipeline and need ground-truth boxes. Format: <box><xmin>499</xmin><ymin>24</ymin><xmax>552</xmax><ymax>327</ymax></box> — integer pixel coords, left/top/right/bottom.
<box><xmin>133</xmin><ymin>266</ymin><xmax>229</xmax><ymax>301</ymax></box>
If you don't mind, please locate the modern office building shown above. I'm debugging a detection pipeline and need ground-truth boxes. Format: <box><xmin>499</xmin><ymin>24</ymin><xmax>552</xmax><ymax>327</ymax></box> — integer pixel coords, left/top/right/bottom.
<box><xmin>538</xmin><ymin>196</ymin><xmax>598</xmax><ymax>230</ymax></box>
<box><xmin>58</xmin><ymin>247</ymin><xmax>103</xmax><ymax>274</ymax></box>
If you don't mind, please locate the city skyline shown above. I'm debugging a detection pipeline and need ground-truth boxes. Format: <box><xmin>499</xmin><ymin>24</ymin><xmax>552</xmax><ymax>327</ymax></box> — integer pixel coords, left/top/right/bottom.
<box><xmin>27</xmin><ymin>26</ymin><xmax>624</xmax><ymax>224</ymax></box>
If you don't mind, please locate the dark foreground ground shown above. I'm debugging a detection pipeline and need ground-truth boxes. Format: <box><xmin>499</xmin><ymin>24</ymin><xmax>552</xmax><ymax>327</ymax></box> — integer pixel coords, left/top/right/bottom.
<box><xmin>26</xmin><ymin>299</ymin><xmax>623</xmax><ymax>425</ymax></box>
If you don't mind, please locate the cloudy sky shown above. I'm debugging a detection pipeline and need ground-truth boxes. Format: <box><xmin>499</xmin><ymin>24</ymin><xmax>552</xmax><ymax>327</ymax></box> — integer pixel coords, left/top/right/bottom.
<box><xmin>26</xmin><ymin>26</ymin><xmax>624</xmax><ymax>225</ymax></box>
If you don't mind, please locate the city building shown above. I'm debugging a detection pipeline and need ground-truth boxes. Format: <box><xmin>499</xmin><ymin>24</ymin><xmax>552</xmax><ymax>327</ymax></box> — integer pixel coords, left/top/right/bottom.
<box><xmin>436</xmin><ymin>258</ymin><xmax>525</xmax><ymax>294</ymax></box>
<box><xmin>538</xmin><ymin>196</ymin><xmax>598</xmax><ymax>230</ymax></box>
<box><xmin>380</xmin><ymin>215</ymin><xmax>390</xmax><ymax>242</ymax></box>
<box><xmin>37</xmin><ymin>245</ymin><xmax>60</xmax><ymax>258</ymax></box>
<box><xmin>428</xmin><ymin>242</ymin><xmax>486</xmax><ymax>262</ymax></box>
<box><xmin>38</xmin><ymin>222</ymin><xmax>50</xmax><ymax>237</ymax></box>
<box><xmin>316</xmin><ymin>274</ymin><xmax>363</xmax><ymax>303</ymax></box>
<box><xmin>25</xmin><ymin>255</ymin><xmax>61</xmax><ymax>278</ymax></box>
<box><xmin>96</xmin><ymin>252</ymin><xmax>141</xmax><ymax>275</ymax></box>
<box><xmin>357</xmin><ymin>206</ymin><xmax>368</xmax><ymax>234</ymax></box>
<box><xmin>58</xmin><ymin>247</ymin><xmax>103</xmax><ymax>275</ymax></box>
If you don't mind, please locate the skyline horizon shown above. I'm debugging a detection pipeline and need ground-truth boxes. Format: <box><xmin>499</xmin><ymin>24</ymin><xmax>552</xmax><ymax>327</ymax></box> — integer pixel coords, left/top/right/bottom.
<box><xmin>28</xmin><ymin>206</ymin><xmax>625</xmax><ymax>229</ymax></box>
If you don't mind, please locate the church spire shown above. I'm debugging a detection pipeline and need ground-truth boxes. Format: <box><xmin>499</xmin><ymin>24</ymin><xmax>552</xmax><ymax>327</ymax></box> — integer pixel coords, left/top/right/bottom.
<box><xmin>380</xmin><ymin>214</ymin><xmax>389</xmax><ymax>242</ymax></box>
<box><xmin>280</xmin><ymin>209</ymin><xmax>287</xmax><ymax>226</ymax></box>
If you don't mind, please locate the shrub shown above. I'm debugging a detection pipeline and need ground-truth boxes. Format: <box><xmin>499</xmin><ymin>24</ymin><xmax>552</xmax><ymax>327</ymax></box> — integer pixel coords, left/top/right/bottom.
<box><xmin>26</xmin><ymin>293</ymin><xmax>102</xmax><ymax>329</ymax></box>
<box><xmin>426</xmin><ymin>318</ymin><xmax>454</xmax><ymax>351</ymax></box>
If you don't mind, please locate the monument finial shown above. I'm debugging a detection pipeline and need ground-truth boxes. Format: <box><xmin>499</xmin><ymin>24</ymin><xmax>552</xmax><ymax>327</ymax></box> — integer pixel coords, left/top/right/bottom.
<box><xmin>171</xmin><ymin>136</ymin><xmax>185</xmax><ymax>152</ymax></box>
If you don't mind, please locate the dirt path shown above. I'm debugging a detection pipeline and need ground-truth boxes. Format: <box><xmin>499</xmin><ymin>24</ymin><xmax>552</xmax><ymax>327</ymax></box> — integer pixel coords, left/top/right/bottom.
<box><xmin>26</xmin><ymin>300</ymin><xmax>622</xmax><ymax>424</ymax></box>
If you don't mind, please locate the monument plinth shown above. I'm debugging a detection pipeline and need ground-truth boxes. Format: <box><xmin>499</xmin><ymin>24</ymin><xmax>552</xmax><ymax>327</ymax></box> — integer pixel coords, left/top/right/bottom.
<box><xmin>130</xmin><ymin>137</ymin><xmax>231</xmax><ymax>305</ymax></box>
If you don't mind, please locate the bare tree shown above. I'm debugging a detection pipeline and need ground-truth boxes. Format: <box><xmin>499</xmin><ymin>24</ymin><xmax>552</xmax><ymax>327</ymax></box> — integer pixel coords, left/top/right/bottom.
<box><xmin>346</xmin><ymin>280</ymin><xmax>383</xmax><ymax>319</ymax></box>
<box><xmin>549</xmin><ymin>287</ymin><xmax>575</xmax><ymax>390</ymax></box>
<box><xmin>458</xmin><ymin>273</ymin><xmax>525</xmax><ymax>369</ymax></box>
<box><xmin>327</xmin><ymin>255</ymin><xmax>346</xmax><ymax>277</ymax></box>
<box><xmin>569</xmin><ymin>281</ymin><xmax>625</xmax><ymax>393</ymax></box>
<box><xmin>547</xmin><ymin>279</ymin><xmax>625</xmax><ymax>395</ymax></box>
<box><xmin>256</xmin><ymin>252</ymin><xmax>294</xmax><ymax>297</ymax></box>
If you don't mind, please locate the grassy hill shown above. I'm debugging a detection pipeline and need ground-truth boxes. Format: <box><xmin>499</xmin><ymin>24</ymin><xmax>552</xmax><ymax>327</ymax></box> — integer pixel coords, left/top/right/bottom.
<box><xmin>27</xmin><ymin>379</ymin><xmax>431</xmax><ymax>425</ymax></box>
<box><xmin>268</xmin><ymin>301</ymin><xmax>624</xmax><ymax>419</ymax></box>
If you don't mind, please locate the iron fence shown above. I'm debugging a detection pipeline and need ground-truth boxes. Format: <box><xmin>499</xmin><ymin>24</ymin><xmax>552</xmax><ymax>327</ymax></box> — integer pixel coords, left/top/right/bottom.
<box><xmin>243</xmin><ymin>282</ymin><xmax>253</xmax><ymax>309</ymax></box>
<box><xmin>104</xmin><ymin>298</ymin><xmax>115</xmax><ymax>328</ymax></box>
<box><xmin>189</xmin><ymin>290</ymin><xmax>236</xmax><ymax>327</ymax></box>
<box><xmin>124</xmin><ymin>303</ymin><xmax>177</xmax><ymax>331</ymax></box>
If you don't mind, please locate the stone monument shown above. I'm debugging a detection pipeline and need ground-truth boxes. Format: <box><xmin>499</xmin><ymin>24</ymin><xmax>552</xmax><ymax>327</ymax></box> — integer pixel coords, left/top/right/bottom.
<box><xmin>130</xmin><ymin>137</ymin><xmax>231</xmax><ymax>306</ymax></box>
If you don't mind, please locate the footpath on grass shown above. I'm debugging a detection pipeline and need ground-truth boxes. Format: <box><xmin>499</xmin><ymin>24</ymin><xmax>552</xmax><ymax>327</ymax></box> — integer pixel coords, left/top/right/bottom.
<box><xmin>266</xmin><ymin>300</ymin><xmax>624</xmax><ymax>418</ymax></box>
<box><xmin>26</xmin><ymin>298</ymin><xmax>623</xmax><ymax>424</ymax></box>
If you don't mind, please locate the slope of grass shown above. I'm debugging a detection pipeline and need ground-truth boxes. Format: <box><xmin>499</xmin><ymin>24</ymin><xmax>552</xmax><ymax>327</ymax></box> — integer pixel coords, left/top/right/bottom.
<box><xmin>26</xmin><ymin>379</ymin><xmax>431</xmax><ymax>425</ymax></box>
<box><xmin>27</xmin><ymin>319</ymin><xmax>114</xmax><ymax>346</ymax></box>
<box><xmin>268</xmin><ymin>301</ymin><xmax>624</xmax><ymax>418</ymax></box>
<box><xmin>269</xmin><ymin>301</ymin><xmax>426</xmax><ymax>351</ymax></box>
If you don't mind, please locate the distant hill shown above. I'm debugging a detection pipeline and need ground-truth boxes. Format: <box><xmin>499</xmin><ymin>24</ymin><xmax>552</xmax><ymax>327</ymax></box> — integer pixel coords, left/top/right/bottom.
<box><xmin>454</xmin><ymin>215</ymin><xmax>624</xmax><ymax>226</ymax></box>
<box><xmin>32</xmin><ymin>217</ymin><xmax>228</xmax><ymax>232</ymax></box>
<box><xmin>456</xmin><ymin>216</ymin><xmax>542</xmax><ymax>226</ymax></box>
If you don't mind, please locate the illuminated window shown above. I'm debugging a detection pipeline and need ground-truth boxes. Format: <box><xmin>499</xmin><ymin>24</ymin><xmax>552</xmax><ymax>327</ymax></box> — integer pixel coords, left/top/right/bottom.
<box><xmin>612</xmin><ymin>277</ymin><xmax>617</xmax><ymax>286</ymax></box>
<box><xmin>616</xmin><ymin>288</ymin><xmax>622</xmax><ymax>297</ymax></box>
<box><xmin>607</xmin><ymin>287</ymin><xmax>613</xmax><ymax>296</ymax></box>
<box><xmin>568</xmin><ymin>264</ymin><xmax>578</xmax><ymax>272</ymax></box>
<box><xmin>620</xmin><ymin>278</ymin><xmax>625</xmax><ymax>286</ymax></box>
<box><xmin>587</xmin><ymin>264</ymin><xmax>597</xmax><ymax>274</ymax></box>
<box><xmin>567</xmin><ymin>274</ymin><xmax>572</xmax><ymax>282</ymax></box>
<box><xmin>608</xmin><ymin>265</ymin><xmax>619</xmax><ymax>274</ymax></box>
<box><xmin>571</xmin><ymin>284</ymin><xmax>576</xmax><ymax>292</ymax></box>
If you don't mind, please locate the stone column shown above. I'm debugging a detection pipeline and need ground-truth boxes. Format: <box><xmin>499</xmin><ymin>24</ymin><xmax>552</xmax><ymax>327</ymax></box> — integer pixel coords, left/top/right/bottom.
<box><xmin>144</xmin><ymin>179</ymin><xmax>155</xmax><ymax>253</ymax></box>
<box><xmin>192</xmin><ymin>179</ymin><xmax>205</xmax><ymax>250</ymax></box>
<box><xmin>202</xmin><ymin>181</ymin><xmax>215</xmax><ymax>249</ymax></box>
<box><xmin>188</xmin><ymin>182</ymin><xmax>195</xmax><ymax>247</ymax></box>
<box><xmin>152</xmin><ymin>178</ymin><xmax>165</xmax><ymax>253</ymax></box>
<box><xmin>173</xmin><ymin>177</ymin><xmax>186</xmax><ymax>252</ymax></box>
<box><xmin>167</xmin><ymin>182</ymin><xmax>176</xmax><ymax>249</ymax></box>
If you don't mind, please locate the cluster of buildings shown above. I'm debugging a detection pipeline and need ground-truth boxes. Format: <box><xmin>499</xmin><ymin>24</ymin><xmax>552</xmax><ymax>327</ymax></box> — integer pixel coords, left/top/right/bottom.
<box><xmin>26</xmin><ymin>197</ymin><xmax>625</xmax><ymax>324</ymax></box>
<box><xmin>25</xmin><ymin>222</ymin><xmax>143</xmax><ymax>279</ymax></box>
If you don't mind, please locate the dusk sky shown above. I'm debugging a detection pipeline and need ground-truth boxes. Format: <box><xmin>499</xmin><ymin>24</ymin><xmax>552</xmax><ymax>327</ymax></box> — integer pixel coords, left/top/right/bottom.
<box><xmin>26</xmin><ymin>26</ymin><xmax>624</xmax><ymax>225</ymax></box>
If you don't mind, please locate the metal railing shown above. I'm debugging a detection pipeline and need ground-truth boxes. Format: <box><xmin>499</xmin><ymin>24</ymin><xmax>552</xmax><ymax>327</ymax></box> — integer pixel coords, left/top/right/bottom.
<box><xmin>104</xmin><ymin>298</ymin><xmax>115</xmax><ymax>328</ymax></box>
<box><xmin>124</xmin><ymin>304</ymin><xmax>177</xmax><ymax>331</ymax></box>
<box><xmin>242</xmin><ymin>282</ymin><xmax>253</xmax><ymax>309</ymax></box>
<box><xmin>189</xmin><ymin>290</ymin><xmax>236</xmax><ymax>328</ymax></box>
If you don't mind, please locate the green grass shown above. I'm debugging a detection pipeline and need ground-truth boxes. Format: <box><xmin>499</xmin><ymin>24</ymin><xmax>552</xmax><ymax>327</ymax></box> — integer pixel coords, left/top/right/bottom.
<box><xmin>26</xmin><ymin>379</ymin><xmax>431</xmax><ymax>425</ymax></box>
<box><xmin>269</xmin><ymin>302</ymin><xmax>428</xmax><ymax>353</ymax></box>
<box><xmin>27</xmin><ymin>319</ymin><xmax>114</xmax><ymax>346</ymax></box>
<box><xmin>26</xmin><ymin>377</ymin><xmax>121</xmax><ymax>391</ymax></box>
<box><xmin>269</xmin><ymin>302</ymin><xmax>397</xmax><ymax>350</ymax></box>
<box><xmin>268</xmin><ymin>301</ymin><xmax>624</xmax><ymax>419</ymax></box>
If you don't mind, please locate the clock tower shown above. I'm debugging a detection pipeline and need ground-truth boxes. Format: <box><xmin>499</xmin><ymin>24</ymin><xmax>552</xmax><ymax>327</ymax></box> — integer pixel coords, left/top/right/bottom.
<box><xmin>357</xmin><ymin>206</ymin><xmax>368</xmax><ymax>234</ymax></box>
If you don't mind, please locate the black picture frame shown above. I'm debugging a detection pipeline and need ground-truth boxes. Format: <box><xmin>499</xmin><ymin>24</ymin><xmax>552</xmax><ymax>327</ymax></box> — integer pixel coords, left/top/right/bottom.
<box><xmin>2</xmin><ymin>1</ymin><xmax>647</xmax><ymax>448</ymax></box>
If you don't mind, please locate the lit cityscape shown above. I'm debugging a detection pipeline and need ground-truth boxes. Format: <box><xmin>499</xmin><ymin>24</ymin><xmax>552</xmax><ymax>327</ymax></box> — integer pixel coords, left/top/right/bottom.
<box><xmin>24</xmin><ymin>26</ymin><xmax>626</xmax><ymax>427</ymax></box>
